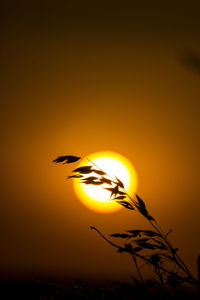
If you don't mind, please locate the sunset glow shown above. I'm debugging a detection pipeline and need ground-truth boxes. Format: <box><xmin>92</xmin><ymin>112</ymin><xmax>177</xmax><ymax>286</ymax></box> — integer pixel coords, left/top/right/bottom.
<box><xmin>73</xmin><ymin>151</ymin><xmax>138</xmax><ymax>213</ymax></box>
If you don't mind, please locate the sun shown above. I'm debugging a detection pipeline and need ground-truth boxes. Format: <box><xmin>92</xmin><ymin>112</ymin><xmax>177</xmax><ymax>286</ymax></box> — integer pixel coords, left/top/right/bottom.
<box><xmin>73</xmin><ymin>151</ymin><xmax>138</xmax><ymax>213</ymax></box>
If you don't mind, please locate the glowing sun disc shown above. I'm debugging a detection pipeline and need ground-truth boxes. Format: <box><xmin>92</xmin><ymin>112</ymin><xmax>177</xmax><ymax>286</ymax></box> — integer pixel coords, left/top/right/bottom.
<box><xmin>73</xmin><ymin>151</ymin><xmax>138</xmax><ymax>213</ymax></box>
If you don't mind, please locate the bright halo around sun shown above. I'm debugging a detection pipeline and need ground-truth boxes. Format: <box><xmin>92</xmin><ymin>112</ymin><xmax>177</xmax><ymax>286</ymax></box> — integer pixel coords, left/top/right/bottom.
<box><xmin>73</xmin><ymin>151</ymin><xmax>138</xmax><ymax>213</ymax></box>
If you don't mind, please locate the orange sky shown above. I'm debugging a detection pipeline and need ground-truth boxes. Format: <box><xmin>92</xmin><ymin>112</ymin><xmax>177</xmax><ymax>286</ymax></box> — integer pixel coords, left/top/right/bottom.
<box><xmin>1</xmin><ymin>1</ymin><xmax>200</xmax><ymax>282</ymax></box>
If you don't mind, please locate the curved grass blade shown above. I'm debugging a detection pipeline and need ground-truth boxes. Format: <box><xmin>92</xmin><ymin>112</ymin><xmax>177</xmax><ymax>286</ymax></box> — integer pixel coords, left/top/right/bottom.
<box><xmin>116</xmin><ymin>201</ymin><xmax>134</xmax><ymax>210</ymax></box>
<box><xmin>104</xmin><ymin>185</ymin><xmax>119</xmax><ymax>197</ymax></box>
<box><xmin>81</xmin><ymin>176</ymin><xmax>99</xmax><ymax>181</ymax></box>
<box><xmin>110</xmin><ymin>233</ymin><xmax>131</xmax><ymax>239</ymax></box>
<box><xmin>136</xmin><ymin>241</ymin><xmax>157</xmax><ymax>250</ymax></box>
<box><xmin>113</xmin><ymin>195</ymin><xmax>126</xmax><ymax>200</ymax></box>
<box><xmin>72</xmin><ymin>166</ymin><xmax>93</xmax><ymax>174</ymax></box>
<box><xmin>115</xmin><ymin>176</ymin><xmax>124</xmax><ymax>188</ymax></box>
<box><xmin>66</xmin><ymin>174</ymin><xmax>83</xmax><ymax>179</ymax></box>
<box><xmin>53</xmin><ymin>155</ymin><xmax>80</xmax><ymax>164</ymax></box>
<box><xmin>126</xmin><ymin>230</ymin><xmax>142</xmax><ymax>237</ymax></box>
<box><xmin>100</xmin><ymin>177</ymin><xmax>113</xmax><ymax>185</ymax></box>
<box><xmin>93</xmin><ymin>169</ymin><xmax>106</xmax><ymax>175</ymax></box>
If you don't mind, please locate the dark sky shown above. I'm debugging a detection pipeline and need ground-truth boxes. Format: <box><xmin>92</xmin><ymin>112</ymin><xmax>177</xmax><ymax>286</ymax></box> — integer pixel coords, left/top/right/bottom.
<box><xmin>1</xmin><ymin>1</ymin><xmax>200</xmax><ymax>282</ymax></box>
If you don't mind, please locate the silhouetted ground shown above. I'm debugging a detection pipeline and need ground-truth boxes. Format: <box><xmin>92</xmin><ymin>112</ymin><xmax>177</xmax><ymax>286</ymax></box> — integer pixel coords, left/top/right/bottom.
<box><xmin>0</xmin><ymin>279</ymin><xmax>200</xmax><ymax>300</ymax></box>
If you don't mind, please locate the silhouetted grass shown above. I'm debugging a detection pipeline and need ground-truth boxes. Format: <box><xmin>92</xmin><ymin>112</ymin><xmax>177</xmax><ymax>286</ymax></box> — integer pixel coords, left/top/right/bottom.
<box><xmin>2</xmin><ymin>278</ymin><xmax>200</xmax><ymax>300</ymax></box>
<box><xmin>53</xmin><ymin>155</ymin><xmax>200</xmax><ymax>295</ymax></box>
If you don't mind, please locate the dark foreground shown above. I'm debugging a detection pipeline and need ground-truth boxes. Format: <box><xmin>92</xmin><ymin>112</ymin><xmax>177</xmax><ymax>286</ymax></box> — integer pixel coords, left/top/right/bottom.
<box><xmin>0</xmin><ymin>279</ymin><xmax>200</xmax><ymax>300</ymax></box>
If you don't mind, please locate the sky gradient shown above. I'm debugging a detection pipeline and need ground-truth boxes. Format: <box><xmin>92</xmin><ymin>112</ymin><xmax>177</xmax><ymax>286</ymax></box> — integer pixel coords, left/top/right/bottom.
<box><xmin>1</xmin><ymin>1</ymin><xmax>200</xmax><ymax>282</ymax></box>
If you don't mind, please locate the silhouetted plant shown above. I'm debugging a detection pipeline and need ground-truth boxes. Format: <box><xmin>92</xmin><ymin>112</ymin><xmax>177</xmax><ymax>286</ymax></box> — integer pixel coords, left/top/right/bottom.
<box><xmin>53</xmin><ymin>155</ymin><xmax>200</xmax><ymax>290</ymax></box>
